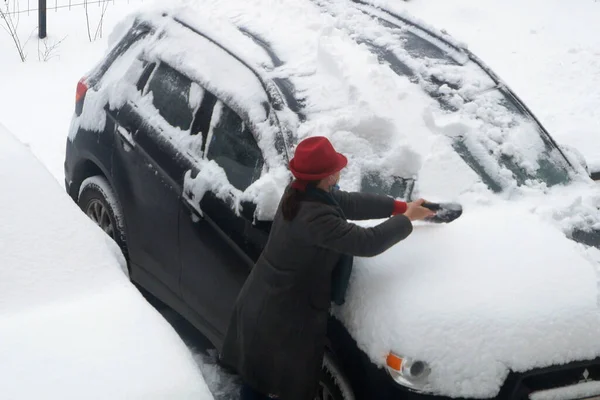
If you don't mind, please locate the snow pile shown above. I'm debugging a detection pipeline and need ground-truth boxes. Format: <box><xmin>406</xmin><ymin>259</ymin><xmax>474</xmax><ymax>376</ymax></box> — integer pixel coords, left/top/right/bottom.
<box><xmin>0</xmin><ymin>123</ymin><xmax>212</xmax><ymax>399</ymax></box>
<box><xmin>336</xmin><ymin>205</ymin><xmax>600</xmax><ymax>398</ymax></box>
<box><xmin>532</xmin><ymin>185</ymin><xmax>600</xmax><ymax>236</ymax></box>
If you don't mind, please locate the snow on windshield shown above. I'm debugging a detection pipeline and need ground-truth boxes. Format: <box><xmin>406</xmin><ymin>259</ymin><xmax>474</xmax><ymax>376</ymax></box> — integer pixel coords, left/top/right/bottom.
<box><xmin>182</xmin><ymin>0</ymin><xmax>457</xmax><ymax>198</ymax></box>
<box><xmin>310</xmin><ymin>0</ymin><xmax>572</xmax><ymax>193</ymax></box>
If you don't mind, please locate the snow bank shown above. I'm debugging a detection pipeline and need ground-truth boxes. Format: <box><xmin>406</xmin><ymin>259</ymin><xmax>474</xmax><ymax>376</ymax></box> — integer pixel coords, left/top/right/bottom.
<box><xmin>0</xmin><ymin>123</ymin><xmax>212</xmax><ymax>399</ymax></box>
<box><xmin>336</xmin><ymin>205</ymin><xmax>600</xmax><ymax>398</ymax></box>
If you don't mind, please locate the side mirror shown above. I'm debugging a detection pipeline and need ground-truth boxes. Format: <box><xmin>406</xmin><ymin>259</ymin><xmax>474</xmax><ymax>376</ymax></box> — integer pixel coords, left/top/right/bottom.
<box><xmin>560</xmin><ymin>144</ymin><xmax>598</xmax><ymax>180</ymax></box>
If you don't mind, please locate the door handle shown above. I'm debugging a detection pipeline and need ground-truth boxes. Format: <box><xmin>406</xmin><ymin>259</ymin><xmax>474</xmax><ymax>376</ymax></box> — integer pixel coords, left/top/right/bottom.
<box><xmin>117</xmin><ymin>125</ymin><xmax>136</xmax><ymax>150</ymax></box>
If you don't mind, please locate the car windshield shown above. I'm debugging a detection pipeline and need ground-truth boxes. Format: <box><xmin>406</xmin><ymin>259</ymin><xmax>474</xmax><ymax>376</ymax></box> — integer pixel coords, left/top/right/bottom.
<box><xmin>356</xmin><ymin>19</ymin><xmax>573</xmax><ymax>196</ymax></box>
<box><xmin>252</xmin><ymin>6</ymin><xmax>573</xmax><ymax>200</ymax></box>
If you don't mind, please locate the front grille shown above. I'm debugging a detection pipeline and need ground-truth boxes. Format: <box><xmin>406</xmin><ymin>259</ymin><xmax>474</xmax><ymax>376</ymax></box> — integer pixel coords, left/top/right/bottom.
<box><xmin>498</xmin><ymin>358</ymin><xmax>600</xmax><ymax>399</ymax></box>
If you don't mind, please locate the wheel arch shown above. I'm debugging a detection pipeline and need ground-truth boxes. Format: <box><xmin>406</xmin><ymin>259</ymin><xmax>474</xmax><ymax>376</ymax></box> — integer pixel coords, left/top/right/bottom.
<box><xmin>69</xmin><ymin>157</ymin><xmax>112</xmax><ymax>202</ymax></box>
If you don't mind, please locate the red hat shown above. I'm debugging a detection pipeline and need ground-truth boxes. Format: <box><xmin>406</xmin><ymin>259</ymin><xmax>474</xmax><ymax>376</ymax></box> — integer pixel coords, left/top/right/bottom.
<box><xmin>289</xmin><ymin>136</ymin><xmax>348</xmax><ymax>181</ymax></box>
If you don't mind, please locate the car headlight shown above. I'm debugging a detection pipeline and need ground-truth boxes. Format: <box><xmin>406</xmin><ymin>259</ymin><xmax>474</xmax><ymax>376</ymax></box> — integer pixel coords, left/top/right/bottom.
<box><xmin>386</xmin><ymin>352</ymin><xmax>431</xmax><ymax>391</ymax></box>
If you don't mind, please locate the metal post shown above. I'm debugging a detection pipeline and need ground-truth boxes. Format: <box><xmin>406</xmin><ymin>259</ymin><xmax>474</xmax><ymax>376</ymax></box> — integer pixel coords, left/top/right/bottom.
<box><xmin>38</xmin><ymin>0</ymin><xmax>47</xmax><ymax>38</ymax></box>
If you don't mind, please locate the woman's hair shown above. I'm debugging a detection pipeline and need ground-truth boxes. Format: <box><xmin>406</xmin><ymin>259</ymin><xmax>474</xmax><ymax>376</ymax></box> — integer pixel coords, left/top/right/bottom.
<box><xmin>282</xmin><ymin>181</ymin><xmax>319</xmax><ymax>221</ymax></box>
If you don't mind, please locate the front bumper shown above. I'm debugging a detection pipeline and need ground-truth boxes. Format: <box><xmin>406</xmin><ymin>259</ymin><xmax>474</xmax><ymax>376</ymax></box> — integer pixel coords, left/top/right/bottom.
<box><xmin>375</xmin><ymin>357</ymin><xmax>600</xmax><ymax>400</ymax></box>
<box><xmin>498</xmin><ymin>358</ymin><xmax>600</xmax><ymax>400</ymax></box>
<box><xmin>328</xmin><ymin>315</ymin><xmax>600</xmax><ymax>400</ymax></box>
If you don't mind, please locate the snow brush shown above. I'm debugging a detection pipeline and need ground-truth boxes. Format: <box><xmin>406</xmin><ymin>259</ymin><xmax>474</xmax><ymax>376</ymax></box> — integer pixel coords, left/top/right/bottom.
<box><xmin>421</xmin><ymin>202</ymin><xmax>463</xmax><ymax>224</ymax></box>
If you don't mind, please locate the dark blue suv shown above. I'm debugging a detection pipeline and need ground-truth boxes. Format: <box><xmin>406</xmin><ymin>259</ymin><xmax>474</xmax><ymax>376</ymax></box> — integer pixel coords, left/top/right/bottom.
<box><xmin>65</xmin><ymin>1</ymin><xmax>600</xmax><ymax>399</ymax></box>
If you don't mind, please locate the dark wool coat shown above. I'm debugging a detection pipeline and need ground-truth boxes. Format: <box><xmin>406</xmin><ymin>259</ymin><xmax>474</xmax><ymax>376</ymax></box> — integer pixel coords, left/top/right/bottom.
<box><xmin>220</xmin><ymin>187</ymin><xmax>413</xmax><ymax>400</ymax></box>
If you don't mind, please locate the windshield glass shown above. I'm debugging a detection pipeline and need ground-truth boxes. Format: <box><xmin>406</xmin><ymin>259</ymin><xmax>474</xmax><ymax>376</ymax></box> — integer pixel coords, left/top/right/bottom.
<box><xmin>358</xmin><ymin>18</ymin><xmax>572</xmax><ymax>194</ymax></box>
<box><xmin>448</xmin><ymin>88</ymin><xmax>571</xmax><ymax>192</ymax></box>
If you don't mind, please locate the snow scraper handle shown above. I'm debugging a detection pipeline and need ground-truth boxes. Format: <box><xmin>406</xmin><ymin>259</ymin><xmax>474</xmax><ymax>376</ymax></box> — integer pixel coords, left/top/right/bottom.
<box><xmin>421</xmin><ymin>202</ymin><xmax>463</xmax><ymax>223</ymax></box>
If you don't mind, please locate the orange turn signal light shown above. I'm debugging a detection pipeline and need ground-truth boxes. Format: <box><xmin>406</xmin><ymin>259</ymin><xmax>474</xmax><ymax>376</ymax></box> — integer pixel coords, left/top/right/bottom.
<box><xmin>386</xmin><ymin>353</ymin><xmax>403</xmax><ymax>371</ymax></box>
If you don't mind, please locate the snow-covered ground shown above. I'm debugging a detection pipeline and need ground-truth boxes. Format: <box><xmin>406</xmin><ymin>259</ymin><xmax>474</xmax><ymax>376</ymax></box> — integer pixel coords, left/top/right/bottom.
<box><xmin>0</xmin><ymin>122</ymin><xmax>214</xmax><ymax>399</ymax></box>
<box><xmin>2</xmin><ymin>0</ymin><xmax>600</xmax><ymax>398</ymax></box>
<box><xmin>0</xmin><ymin>0</ymin><xmax>145</xmax><ymax>181</ymax></box>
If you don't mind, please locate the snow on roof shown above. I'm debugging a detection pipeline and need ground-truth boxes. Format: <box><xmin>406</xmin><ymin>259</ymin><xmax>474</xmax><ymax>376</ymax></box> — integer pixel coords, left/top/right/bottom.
<box><xmin>0</xmin><ymin>124</ymin><xmax>212</xmax><ymax>399</ymax></box>
<box><xmin>160</xmin><ymin>0</ymin><xmax>579</xmax><ymax>202</ymax></box>
<box><xmin>75</xmin><ymin>0</ymin><xmax>591</xmax><ymax>222</ymax></box>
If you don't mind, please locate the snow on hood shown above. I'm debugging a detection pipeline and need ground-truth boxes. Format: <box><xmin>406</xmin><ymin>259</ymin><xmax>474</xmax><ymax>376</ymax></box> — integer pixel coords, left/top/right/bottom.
<box><xmin>336</xmin><ymin>204</ymin><xmax>600</xmax><ymax>398</ymax></box>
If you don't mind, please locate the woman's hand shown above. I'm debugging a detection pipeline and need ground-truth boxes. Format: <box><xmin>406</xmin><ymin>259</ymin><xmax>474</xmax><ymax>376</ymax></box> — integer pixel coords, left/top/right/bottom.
<box><xmin>404</xmin><ymin>199</ymin><xmax>436</xmax><ymax>221</ymax></box>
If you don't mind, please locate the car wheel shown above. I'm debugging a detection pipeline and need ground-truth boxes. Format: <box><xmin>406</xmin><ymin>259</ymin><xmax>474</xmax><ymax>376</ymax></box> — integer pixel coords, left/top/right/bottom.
<box><xmin>317</xmin><ymin>353</ymin><xmax>355</xmax><ymax>400</ymax></box>
<box><xmin>78</xmin><ymin>175</ymin><xmax>128</xmax><ymax>260</ymax></box>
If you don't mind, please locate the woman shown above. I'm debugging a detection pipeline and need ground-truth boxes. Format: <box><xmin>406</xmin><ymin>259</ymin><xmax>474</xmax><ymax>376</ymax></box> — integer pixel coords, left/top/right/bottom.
<box><xmin>220</xmin><ymin>136</ymin><xmax>434</xmax><ymax>400</ymax></box>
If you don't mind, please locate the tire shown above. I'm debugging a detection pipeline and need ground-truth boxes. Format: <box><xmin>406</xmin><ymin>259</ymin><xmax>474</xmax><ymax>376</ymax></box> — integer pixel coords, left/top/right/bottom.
<box><xmin>78</xmin><ymin>175</ymin><xmax>128</xmax><ymax>261</ymax></box>
<box><xmin>317</xmin><ymin>353</ymin><xmax>355</xmax><ymax>400</ymax></box>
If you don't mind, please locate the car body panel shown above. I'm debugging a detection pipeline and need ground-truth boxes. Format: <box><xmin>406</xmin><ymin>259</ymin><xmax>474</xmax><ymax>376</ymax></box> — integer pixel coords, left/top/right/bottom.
<box><xmin>108</xmin><ymin>103</ymin><xmax>183</xmax><ymax>296</ymax></box>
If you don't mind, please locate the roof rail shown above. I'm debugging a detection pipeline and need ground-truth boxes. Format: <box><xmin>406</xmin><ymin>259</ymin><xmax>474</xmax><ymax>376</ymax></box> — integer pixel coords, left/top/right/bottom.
<box><xmin>172</xmin><ymin>16</ymin><xmax>273</xmax><ymax>105</ymax></box>
<box><xmin>169</xmin><ymin>15</ymin><xmax>290</xmax><ymax>157</ymax></box>
<box><xmin>350</xmin><ymin>0</ymin><xmax>466</xmax><ymax>54</ymax></box>
<box><xmin>237</xmin><ymin>26</ymin><xmax>284</xmax><ymax>68</ymax></box>
<box><xmin>238</xmin><ymin>27</ymin><xmax>306</xmax><ymax>121</ymax></box>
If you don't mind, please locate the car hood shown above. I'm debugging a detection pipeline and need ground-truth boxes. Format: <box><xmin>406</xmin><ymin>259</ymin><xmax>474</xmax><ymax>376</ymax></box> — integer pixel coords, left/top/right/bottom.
<box><xmin>335</xmin><ymin>204</ymin><xmax>600</xmax><ymax>398</ymax></box>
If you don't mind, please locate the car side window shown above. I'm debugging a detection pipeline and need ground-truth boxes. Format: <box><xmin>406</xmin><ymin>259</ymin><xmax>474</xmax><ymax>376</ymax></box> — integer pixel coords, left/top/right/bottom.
<box><xmin>205</xmin><ymin>102</ymin><xmax>264</xmax><ymax>191</ymax></box>
<box><xmin>143</xmin><ymin>62</ymin><xmax>196</xmax><ymax>131</ymax></box>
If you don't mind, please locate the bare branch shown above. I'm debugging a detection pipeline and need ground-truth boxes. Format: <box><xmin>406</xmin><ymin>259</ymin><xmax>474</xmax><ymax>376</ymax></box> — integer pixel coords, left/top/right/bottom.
<box><xmin>93</xmin><ymin>0</ymin><xmax>110</xmax><ymax>41</ymax></box>
<box><xmin>84</xmin><ymin>0</ymin><xmax>92</xmax><ymax>42</ymax></box>
<box><xmin>0</xmin><ymin>3</ymin><xmax>27</xmax><ymax>61</ymax></box>
<box><xmin>38</xmin><ymin>35</ymin><xmax>67</xmax><ymax>62</ymax></box>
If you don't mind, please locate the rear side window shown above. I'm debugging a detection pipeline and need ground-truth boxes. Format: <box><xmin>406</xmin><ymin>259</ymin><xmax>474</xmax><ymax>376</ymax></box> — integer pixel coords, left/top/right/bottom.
<box><xmin>144</xmin><ymin>63</ymin><xmax>196</xmax><ymax>131</ymax></box>
<box><xmin>206</xmin><ymin>103</ymin><xmax>264</xmax><ymax>191</ymax></box>
<box><xmin>88</xmin><ymin>21</ymin><xmax>151</xmax><ymax>86</ymax></box>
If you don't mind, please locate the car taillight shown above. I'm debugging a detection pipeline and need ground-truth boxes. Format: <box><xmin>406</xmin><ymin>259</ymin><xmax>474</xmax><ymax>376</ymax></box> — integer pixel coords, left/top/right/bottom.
<box><xmin>75</xmin><ymin>79</ymin><xmax>88</xmax><ymax>116</ymax></box>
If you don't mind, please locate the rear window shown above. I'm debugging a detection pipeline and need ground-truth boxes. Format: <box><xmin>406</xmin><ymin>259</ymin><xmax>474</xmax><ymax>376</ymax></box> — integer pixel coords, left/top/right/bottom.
<box><xmin>144</xmin><ymin>63</ymin><xmax>196</xmax><ymax>131</ymax></box>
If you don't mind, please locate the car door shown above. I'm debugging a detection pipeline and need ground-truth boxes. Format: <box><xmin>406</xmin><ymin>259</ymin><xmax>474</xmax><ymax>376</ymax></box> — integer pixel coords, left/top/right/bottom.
<box><xmin>110</xmin><ymin>61</ymin><xmax>196</xmax><ymax>299</ymax></box>
<box><xmin>178</xmin><ymin>97</ymin><xmax>271</xmax><ymax>347</ymax></box>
